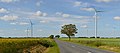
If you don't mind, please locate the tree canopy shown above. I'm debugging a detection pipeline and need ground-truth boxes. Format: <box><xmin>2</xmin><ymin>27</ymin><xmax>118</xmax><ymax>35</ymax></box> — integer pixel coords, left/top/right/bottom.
<box><xmin>61</xmin><ymin>24</ymin><xmax>78</xmax><ymax>41</ymax></box>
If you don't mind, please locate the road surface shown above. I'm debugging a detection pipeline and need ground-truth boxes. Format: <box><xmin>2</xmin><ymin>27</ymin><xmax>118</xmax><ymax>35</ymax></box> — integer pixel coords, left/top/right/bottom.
<box><xmin>55</xmin><ymin>39</ymin><xmax>115</xmax><ymax>53</ymax></box>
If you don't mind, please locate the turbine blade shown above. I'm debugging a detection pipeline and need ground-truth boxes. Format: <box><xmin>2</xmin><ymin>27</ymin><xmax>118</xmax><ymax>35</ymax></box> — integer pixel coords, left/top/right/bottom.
<box><xmin>29</xmin><ymin>19</ymin><xmax>33</xmax><ymax>25</ymax></box>
<box><xmin>97</xmin><ymin>11</ymin><xmax>104</xmax><ymax>12</ymax></box>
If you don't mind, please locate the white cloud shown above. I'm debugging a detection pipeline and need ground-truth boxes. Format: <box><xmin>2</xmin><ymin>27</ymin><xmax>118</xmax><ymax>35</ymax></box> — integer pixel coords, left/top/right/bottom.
<box><xmin>114</xmin><ymin>16</ymin><xmax>120</xmax><ymax>20</ymax></box>
<box><xmin>40</xmin><ymin>20</ymin><xmax>49</xmax><ymax>23</ymax></box>
<box><xmin>37</xmin><ymin>29</ymin><xmax>43</xmax><ymax>32</ymax></box>
<box><xmin>10</xmin><ymin>22</ymin><xmax>17</xmax><ymax>25</ymax></box>
<box><xmin>95</xmin><ymin>0</ymin><xmax>112</xmax><ymax>2</ymax></box>
<box><xmin>0</xmin><ymin>8</ymin><xmax>8</xmax><ymax>13</ymax></box>
<box><xmin>74</xmin><ymin>1</ymin><xmax>82</xmax><ymax>7</ymax></box>
<box><xmin>10</xmin><ymin>22</ymin><xmax>29</xmax><ymax>25</ymax></box>
<box><xmin>43</xmin><ymin>13</ymin><xmax>47</xmax><ymax>17</ymax></box>
<box><xmin>62</xmin><ymin>14</ymin><xmax>70</xmax><ymax>18</ymax></box>
<box><xmin>80</xmin><ymin>25</ymin><xmax>88</xmax><ymax>28</ymax></box>
<box><xmin>19</xmin><ymin>22</ymin><xmax>29</xmax><ymax>25</ymax></box>
<box><xmin>73</xmin><ymin>15</ymin><xmax>91</xmax><ymax>19</ymax></box>
<box><xmin>0</xmin><ymin>15</ymin><xmax>19</xmax><ymax>21</ymax></box>
<box><xmin>56</xmin><ymin>12</ymin><xmax>62</xmax><ymax>15</ymax></box>
<box><xmin>34</xmin><ymin>11</ymin><xmax>47</xmax><ymax>17</ymax></box>
<box><xmin>34</xmin><ymin>11</ymin><xmax>42</xmax><ymax>16</ymax></box>
<box><xmin>0</xmin><ymin>0</ymin><xmax>18</xmax><ymax>3</ymax></box>
<box><xmin>38</xmin><ymin>16</ymin><xmax>91</xmax><ymax>24</ymax></box>
<box><xmin>81</xmin><ymin>8</ymin><xmax>94</xmax><ymax>12</ymax></box>
<box><xmin>55</xmin><ymin>12</ymin><xmax>70</xmax><ymax>18</ymax></box>
<box><xmin>73</xmin><ymin>1</ymin><xmax>90</xmax><ymax>7</ymax></box>
<box><xmin>26</xmin><ymin>12</ymin><xmax>91</xmax><ymax>24</ymax></box>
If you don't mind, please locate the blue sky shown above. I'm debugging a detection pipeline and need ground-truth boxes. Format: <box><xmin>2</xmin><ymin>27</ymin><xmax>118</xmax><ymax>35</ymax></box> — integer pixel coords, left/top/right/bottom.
<box><xmin>0</xmin><ymin>0</ymin><xmax>120</xmax><ymax>37</ymax></box>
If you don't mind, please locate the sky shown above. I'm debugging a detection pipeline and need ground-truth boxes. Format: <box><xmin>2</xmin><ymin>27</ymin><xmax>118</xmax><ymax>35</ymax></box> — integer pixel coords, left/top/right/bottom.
<box><xmin>0</xmin><ymin>0</ymin><xmax>120</xmax><ymax>37</ymax></box>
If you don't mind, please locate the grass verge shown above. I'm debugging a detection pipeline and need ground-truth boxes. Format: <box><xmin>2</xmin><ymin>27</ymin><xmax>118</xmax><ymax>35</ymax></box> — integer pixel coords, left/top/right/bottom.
<box><xmin>60</xmin><ymin>38</ymin><xmax>120</xmax><ymax>53</ymax></box>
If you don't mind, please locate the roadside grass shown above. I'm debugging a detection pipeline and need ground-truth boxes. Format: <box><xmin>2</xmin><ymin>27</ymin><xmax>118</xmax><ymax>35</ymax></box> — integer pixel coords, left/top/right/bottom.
<box><xmin>0</xmin><ymin>38</ymin><xmax>59</xmax><ymax>53</ymax></box>
<box><xmin>60</xmin><ymin>38</ymin><xmax>120</xmax><ymax>53</ymax></box>
<box><xmin>44</xmin><ymin>40</ymin><xmax>60</xmax><ymax>53</ymax></box>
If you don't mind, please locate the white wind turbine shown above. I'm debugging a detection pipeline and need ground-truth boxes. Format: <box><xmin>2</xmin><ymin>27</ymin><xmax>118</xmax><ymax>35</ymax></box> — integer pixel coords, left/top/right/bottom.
<box><xmin>29</xmin><ymin>19</ymin><xmax>34</xmax><ymax>37</ymax></box>
<box><xmin>93</xmin><ymin>8</ymin><xmax>104</xmax><ymax>38</ymax></box>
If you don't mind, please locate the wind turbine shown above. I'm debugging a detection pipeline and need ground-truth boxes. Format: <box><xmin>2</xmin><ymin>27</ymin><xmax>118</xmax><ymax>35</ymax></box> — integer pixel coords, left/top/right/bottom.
<box><xmin>93</xmin><ymin>8</ymin><xmax>104</xmax><ymax>38</ymax></box>
<box><xmin>26</xmin><ymin>28</ymin><xmax>29</xmax><ymax>37</ymax></box>
<box><xmin>29</xmin><ymin>19</ymin><xmax>33</xmax><ymax>37</ymax></box>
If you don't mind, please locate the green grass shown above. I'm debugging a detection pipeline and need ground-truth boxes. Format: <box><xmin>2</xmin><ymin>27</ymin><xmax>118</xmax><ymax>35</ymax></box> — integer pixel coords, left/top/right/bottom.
<box><xmin>0</xmin><ymin>38</ymin><xmax>59</xmax><ymax>53</ymax></box>
<box><xmin>60</xmin><ymin>38</ymin><xmax>120</xmax><ymax>53</ymax></box>
<box><xmin>44</xmin><ymin>40</ymin><xmax>60</xmax><ymax>53</ymax></box>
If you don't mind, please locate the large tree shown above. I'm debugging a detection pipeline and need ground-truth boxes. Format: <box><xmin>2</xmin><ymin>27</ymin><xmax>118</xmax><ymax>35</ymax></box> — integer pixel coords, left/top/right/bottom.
<box><xmin>61</xmin><ymin>24</ymin><xmax>78</xmax><ymax>41</ymax></box>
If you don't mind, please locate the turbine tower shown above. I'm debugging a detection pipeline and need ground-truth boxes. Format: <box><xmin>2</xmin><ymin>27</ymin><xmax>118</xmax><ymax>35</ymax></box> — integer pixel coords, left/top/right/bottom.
<box><xmin>26</xmin><ymin>28</ymin><xmax>29</xmax><ymax>37</ymax></box>
<box><xmin>93</xmin><ymin>8</ymin><xmax>103</xmax><ymax>38</ymax></box>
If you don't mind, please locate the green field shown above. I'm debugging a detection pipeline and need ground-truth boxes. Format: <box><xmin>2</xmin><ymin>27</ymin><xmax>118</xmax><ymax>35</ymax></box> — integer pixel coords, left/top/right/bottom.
<box><xmin>60</xmin><ymin>38</ymin><xmax>120</xmax><ymax>53</ymax></box>
<box><xmin>1</xmin><ymin>38</ymin><xmax>119</xmax><ymax>53</ymax></box>
<box><xmin>0</xmin><ymin>38</ymin><xmax>59</xmax><ymax>53</ymax></box>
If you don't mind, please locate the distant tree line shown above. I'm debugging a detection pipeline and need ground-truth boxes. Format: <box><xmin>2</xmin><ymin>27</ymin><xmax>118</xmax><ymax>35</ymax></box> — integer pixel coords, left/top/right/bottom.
<box><xmin>49</xmin><ymin>35</ymin><xmax>60</xmax><ymax>39</ymax></box>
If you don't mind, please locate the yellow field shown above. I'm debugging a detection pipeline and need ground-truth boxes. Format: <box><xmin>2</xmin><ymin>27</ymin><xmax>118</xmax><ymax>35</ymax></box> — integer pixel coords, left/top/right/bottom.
<box><xmin>0</xmin><ymin>38</ymin><xmax>56</xmax><ymax>53</ymax></box>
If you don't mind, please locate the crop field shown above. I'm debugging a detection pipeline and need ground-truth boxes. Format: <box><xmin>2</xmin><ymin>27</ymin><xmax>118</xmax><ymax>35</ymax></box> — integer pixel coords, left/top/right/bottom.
<box><xmin>60</xmin><ymin>38</ymin><xmax>120</xmax><ymax>53</ymax></box>
<box><xmin>0</xmin><ymin>38</ymin><xmax>59</xmax><ymax>53</ymax></box>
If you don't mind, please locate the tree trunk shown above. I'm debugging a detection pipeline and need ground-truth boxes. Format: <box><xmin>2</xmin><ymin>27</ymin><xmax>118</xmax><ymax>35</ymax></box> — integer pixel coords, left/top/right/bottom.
<box><xmin>68</xmin><ymin>36</ymin><xmax>71</xmax><ymax>41</ymax></box>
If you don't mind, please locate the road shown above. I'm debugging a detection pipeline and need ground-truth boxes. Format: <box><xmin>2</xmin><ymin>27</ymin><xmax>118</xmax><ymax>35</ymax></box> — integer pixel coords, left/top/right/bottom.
<box><xmin>55</xmin><ymin>39</ymin><xmax>115</xmax><ymax>53</ymax></box>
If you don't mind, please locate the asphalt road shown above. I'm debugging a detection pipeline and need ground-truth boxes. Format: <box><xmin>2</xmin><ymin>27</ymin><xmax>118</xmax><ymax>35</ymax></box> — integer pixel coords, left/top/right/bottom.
<box><xmin>55</xmin><ymin>39</ymin><xmax>115</xmax><ymax>53</ymax></box>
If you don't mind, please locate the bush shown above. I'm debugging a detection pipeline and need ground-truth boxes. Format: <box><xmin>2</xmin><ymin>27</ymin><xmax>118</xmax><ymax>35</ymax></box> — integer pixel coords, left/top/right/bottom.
<box><xmin>49</xmin><ymin>35</ymin><xmax>54</xmax><ymax>39</ymax></box>
<box><xmin>55</xmin><ymin>35</ymin><xmax>60</xmax><ymax>38</ymax></box>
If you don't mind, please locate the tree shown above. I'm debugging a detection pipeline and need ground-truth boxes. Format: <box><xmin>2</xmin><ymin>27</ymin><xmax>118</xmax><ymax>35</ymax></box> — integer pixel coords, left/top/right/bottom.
<box><xmin>49</xmin><ymin>35</ymin><xmax>54</xmax><ymax>39</ymax></box>
<box><xmin>61</xmin><ymin>24</ymin><xmax>78</xmax><ymax>41</ymax></box>
<box><xmin>55</xmin><ymin>35</ymin><xmax>60</xmax><ymax>38</ymax></box>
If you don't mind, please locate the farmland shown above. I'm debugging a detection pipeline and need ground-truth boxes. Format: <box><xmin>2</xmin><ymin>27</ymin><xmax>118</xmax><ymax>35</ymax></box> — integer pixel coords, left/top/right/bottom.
<box><xmin>0</xmin><ymin>38</ymin><xmax>59</xmax><ymax>53</ymax></box>
<box><xmin>60</xmin><ymin>38</ymin><xmax>120</xmax><ymax>53</ymax></box>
